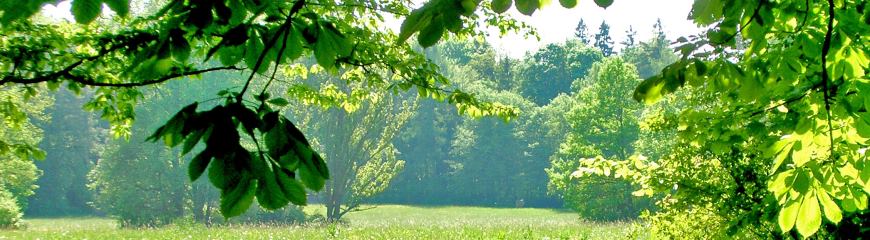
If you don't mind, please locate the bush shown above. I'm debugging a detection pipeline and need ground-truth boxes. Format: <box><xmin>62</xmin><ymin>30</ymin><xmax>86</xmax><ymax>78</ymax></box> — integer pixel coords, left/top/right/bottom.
<box><xmin>0</xmin><ymin>190</ymin><xmax>23</xmax><ymax>229</ymax></box>
<box><xmin>88</xmin><ymin>139</ymin><xmax>188</xmax><ymax>228</ymax></box>
<box><xmin>547</xmin><ymin>157</ymin><xmax>650</xmax><ymax>221</ymax></box>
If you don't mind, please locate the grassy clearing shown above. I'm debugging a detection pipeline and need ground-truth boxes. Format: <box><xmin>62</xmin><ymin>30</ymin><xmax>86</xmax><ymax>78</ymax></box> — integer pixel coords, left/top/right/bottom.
<box><xmin>1</xmin><ymin>205</ymin><xmax>643</xmax><ymax>239</ymax></box>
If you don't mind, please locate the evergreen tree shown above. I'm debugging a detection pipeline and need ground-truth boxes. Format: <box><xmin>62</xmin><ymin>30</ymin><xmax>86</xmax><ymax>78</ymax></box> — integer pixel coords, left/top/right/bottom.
<box><xmin>593</xmin><ymin>21</ymin><xmax>615</xmax><ymax>56</ymax></box>
<box><xmin>652</xmin><ymin>18</ymin><xmax>666</xmax><ymax>42</ymax></box>
<box><xmin>621</xmin><ymin>26</ymin><xmax>637</xmax><ymax>48</ymax></box>
<box><xmin>574</xmin><ymin>19</ymin><xmax>591</xmax><ymax>45</ymax></box>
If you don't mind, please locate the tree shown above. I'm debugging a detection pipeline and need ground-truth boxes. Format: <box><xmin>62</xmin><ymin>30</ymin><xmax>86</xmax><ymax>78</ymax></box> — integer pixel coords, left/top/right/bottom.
<box><xmin>587</xmin><ymin>0</ymin><xmax>870</xmax><ymax>238</ymax></box>
<box><xmin>575</xmin><ymin>19</ymin><xmax>592</xmax><ymax>45</ymax></box>
<box><xmin>593</xmin><ymin>21</ymin><xmax>615</xmax><ymax>57</ymax></box>
<box><xmin>621</xmin><ymin>25</ymin><xmax>637</xmax><ymax>48</ymax></box>
<box><xmin>308</xmin><ymin>96</ymin><xmax>412</xmax><ymax>222</ymax></box>
<box><xmin>516</xmin><ymin>40</ymin><xmax>603</xmax><ymax>105</ymax></box>
<box><xmin>621</xmin><ymin>21</ymin><xmax>678</xmax><ymax>79</ymax></box>
<box><xmin>284</xmin><ymin>70</ymin><xmax>415</xmax><ymax>221</ymax></box>
<box><xmin>27</xmin><ymin>90</ymin><xmax>99</xmax><ymax>217</ymax></box>
<box><xmin>546</xmin><ymin>57</ymin><xmax>649</xmax><ymax>220</ymax></box>
<box><xmin>87</xmin><ymin>83</ymin><xmax>196</xmax><ymax>227</ymax></box>
<box><xmin>0</xmin><ymin>86</ymin><xmax>51</xmax><ymax>227</ymax></box>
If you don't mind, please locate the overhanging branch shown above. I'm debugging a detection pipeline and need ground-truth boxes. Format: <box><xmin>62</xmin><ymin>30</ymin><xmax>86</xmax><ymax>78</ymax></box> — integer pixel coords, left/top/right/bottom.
<box><xmin>1</xmin><ymin>66</ymin><xmax>244</xmax><ymax>87</ymax></box>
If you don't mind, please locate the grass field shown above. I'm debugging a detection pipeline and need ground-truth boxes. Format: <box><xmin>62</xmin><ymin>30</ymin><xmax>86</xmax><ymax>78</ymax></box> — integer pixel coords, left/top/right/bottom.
<box><xmin>0</xmin><ymin>205</ymin><xmax>644</xmax><ymax>239</ymax></box>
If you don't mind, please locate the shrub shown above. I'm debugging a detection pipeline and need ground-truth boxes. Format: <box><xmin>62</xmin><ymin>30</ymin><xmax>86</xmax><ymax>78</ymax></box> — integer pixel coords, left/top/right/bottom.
<box><xmin>0</xmin><ymin>190</ymin><xmax>23</xmax><ymax>229</ymax></box>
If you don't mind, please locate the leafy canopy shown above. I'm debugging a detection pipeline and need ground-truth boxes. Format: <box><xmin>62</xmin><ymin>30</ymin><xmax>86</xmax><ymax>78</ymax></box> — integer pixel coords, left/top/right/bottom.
<box><xmin>625</xmin><ymin>0</ymin><xmax>869</xmax><ymax>238</ymax></box>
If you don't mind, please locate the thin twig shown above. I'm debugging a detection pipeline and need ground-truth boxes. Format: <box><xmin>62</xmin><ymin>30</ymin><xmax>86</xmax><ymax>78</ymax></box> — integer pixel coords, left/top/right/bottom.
<box><xmin>238</xmin><ymin>0</ymin><xmax>306</xmax><ymax>102</ymax></box>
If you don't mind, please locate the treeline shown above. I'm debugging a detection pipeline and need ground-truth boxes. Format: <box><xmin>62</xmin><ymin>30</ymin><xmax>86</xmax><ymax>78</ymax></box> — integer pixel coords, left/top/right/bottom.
<box><xmin>377</xmin><ymin>20</ymin><xmax>677</xmax><ymax>212</ymax></box>
<box><xmin>13</xmin><ymin>19</ymin><xmax>676</xmax><ymax>225</ymax></box>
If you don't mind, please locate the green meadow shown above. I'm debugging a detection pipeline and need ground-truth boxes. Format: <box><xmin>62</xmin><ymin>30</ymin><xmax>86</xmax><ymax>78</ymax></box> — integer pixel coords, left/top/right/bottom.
<box><xmin>1</xmin><ymin>205</ymin><xmax>641</xmax><ymax>239</ymax></box>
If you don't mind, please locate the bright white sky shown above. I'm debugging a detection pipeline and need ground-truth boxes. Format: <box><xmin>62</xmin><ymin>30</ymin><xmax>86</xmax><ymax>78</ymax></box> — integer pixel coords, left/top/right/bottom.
<box><xmin>42</xmin><ymin>0</ymin><xmax>701</xmax><ymax>58</ymax></box>
<box><xmin>489</xmin><ymin>0</ymin><xmax>701</xmax><ymax>58</ymax></box>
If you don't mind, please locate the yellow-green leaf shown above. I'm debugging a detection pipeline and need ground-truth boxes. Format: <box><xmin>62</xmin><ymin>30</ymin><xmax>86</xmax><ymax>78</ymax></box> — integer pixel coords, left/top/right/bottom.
<box><xmin>791</xmin><ymin>141</ymin><xmax>812</xmax><ymax>167</ymax></box>
<box><xmin>817</xmin><ymin>190</ymin><xmax>842</xmax><ymax>223</ymax></box>
<box><xmin>796</xmin><ymin>192</ymin><xmax>821</xmax><ymax>237</ymax></box>
<box><xmin>778</xmin><ymin>198</ymin><xmax>801</xmax><ymax>232</ymax></box>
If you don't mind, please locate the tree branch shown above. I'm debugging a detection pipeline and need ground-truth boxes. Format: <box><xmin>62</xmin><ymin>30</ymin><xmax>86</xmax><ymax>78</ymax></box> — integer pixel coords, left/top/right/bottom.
<box><xmin>237</xmin><ymin>0</ymin><xmax>306</xmax><ymax>101</ymax></box>
<box><xmin>822</xmin><ymin>0</ymin><xmax>836</xmax><ymax>159</ymax></box>
<box><xmin>1</xmin><ymin>63</ymin><xmax>242</xmax><ymax>87</ymax></box>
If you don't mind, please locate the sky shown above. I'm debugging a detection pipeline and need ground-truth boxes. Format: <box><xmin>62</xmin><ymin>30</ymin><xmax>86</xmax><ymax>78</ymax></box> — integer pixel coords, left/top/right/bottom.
<box><xmin>41</xmin><ymin>0</ymin><xmax>702</xmax><ymax>58</ymax></box>
<box><xmin>488</xmin><ymin>0</ymin><xmax>701</xmax><ymax>58</ymax></box>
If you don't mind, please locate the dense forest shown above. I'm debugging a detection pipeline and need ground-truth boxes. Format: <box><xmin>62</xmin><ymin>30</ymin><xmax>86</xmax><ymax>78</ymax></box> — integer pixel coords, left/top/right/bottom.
<box><xmin>0</xmin><ymin>0</ymin><xmax>868</xmax><ymax>239</ymax></box>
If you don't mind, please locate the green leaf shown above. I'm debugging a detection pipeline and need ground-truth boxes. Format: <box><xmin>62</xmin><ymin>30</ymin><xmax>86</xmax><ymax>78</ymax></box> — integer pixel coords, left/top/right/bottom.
<box><xmin>791</xmin><ymin>141</ymin><xmax>812</xmax><ymax>167</ymax></box>
<box><xmin>265</xmin><ymin>128</ymin><xmax>290</xmax><ymax>160</ymax></box>
<box><xmin>245</xmin><ymin>31</ymin><xmax>268</xmax><ymax>74</ymax></box>
<box><xmin>778</xmin><ymin>198</ymin><xmax>801</xmax><ymax>232</ymax></box>
<box><xmin>181</xmin><ymin>130</ymin><xmax>203</xmax><ymax>156</ymax></box>
<box><xmin>398</xmin><ymin>8</ymin><xmax>431</xmax><ymax>44</ymax></box>
<box><xmin>855</xmin><ymin>114</ymin><xmax>870</xmax><ymax>138</ymax></box>
<box><xmin>188</xmin><ymin>151</ymin><xmax>212</xmax><ymax>181</ymax></box>
<box><xmin>309</xmin><ymin>152</ymin><xmax>330</xmax><ymax>177</ymax></box>
<box><xmin>298</xmin><ymin>162</ymin><xmax>326</xmax><ymax>191</ymax></box>
<box><xmin>314</xmin><ymin>32</ymin><xmax>338</xmax><ymax>68</ymax></box>
<box><xmin>0</xmin><ymin>0</ymin><xmax>55</xmax><ymax>24</ymax></box>
<box><xmin>276</xmin><ymin>169</ymin><xmax>306</xmax><ymax>205</ymax></box>
<box><xmin>71</xmin><ymin>0</ymin><xmax>102</xmax><ymax>24</ymax></box>
<box><xmin>281</xmin><ymin>24</ymin><xmax>305</xmax><ymax>62</ymax></box>
<box><xmin>103</xmin><ymin>0</ymin><xmax>129</xmax><ymax>16</ymax></box>
<box><xmin>278</xmin><ymin>153</ymin><xmax>300</xmax><ymax>171</ymax></box>
<box><xmin>633</xmin><ymin>76</ymin><xmax>666</xmax><ymax>104</ymax></box>
<box><xmin>792</xmin><ymin>170</ymin><xmax>811</xmax><ymax>194</ymax></box>
<box><xmin>593</xmin><ymin>0</ymin><xmax>613</xmax><ymax>8</ymax></box>
<box><xmin>491</xmin><ymin>0</ymin><xmax>513</xmax><ymax>13</ymax></box>
<box><xmin>796</xmin><ymin>192</ymin><xmax>821</xmax><ymax>237</ymax></box>
<box><xmin>284</xmin><ymin>117</ymin><xmax>312</xmax><ymax>146</ymax></box>
<box><xmin>817</xmin><ymin>190</ymin><xmax>842</xmax><ymax>223</ymax></box>
<box><xmin>208</xmin><ymin>158</ymin><xmax>242</xmax><ymax>190</ymax></box>
<box><xmin>769</xmin><ymin>170</ymin><xmax>794</xmax><ymax>200</ymax></box>
<box><xmin>767</xmin><ymin>140</ymin><xmax>793</xmax><ymax>174</ymax></box>
<box><xmin>417</xmin><ymin>19</ymin><xmax>445</xmax><ymax>48</ymax></box>
<box><xmin>220</xmin><ymin>177</ymin><xmax>257</xmax><ymax>218</ymax></box>
<box><xmin>170</xmin><ymin>31</ymin><xmax>191</xmax><ymax>62</ymax></box>
<box><xmin>738</xmin><ymin>77</ymin><xmax>763</xmax><ymax>101</ymax></box>
<box><xmin>690</xmin><ymin>0</ymin><xmax>722</xmax><ymax>25</ymax></box>
<box><xmin>321</xmin><ymin>22</ymin><xmax>352</xmax><ymax>57</ymax></box>
<box><xmin>253</xmin><ymin>157</ymin><xmax>289</xmax><ymax>210</ymax></box>
<box><xmin>228</xmin><ymin>0</ymin><xmax>247</xmax><ymax>25</ymax></box>
<box><xmin>515</xmin><ymin>0</ymin><xmax>539</xmax><ymax>15</ymax></box>
<box><xmin>444</xmin><ymin>11</ymin><xmax>464</xmax><ymax>33</ymax></box>
<box><xmin>267</xmin><ymin>98</ymin><xmax>290</xmax><ymax>107</ymax></box>
<box><xmin>558</xmin><ymin>0</ymin><xmax>576</xmax><ymax>8</ymax></box>
<box><xmin>460</xmin><ymin>0</ymin><xmax>478</xmax><ymax>15</ymax></box>
<box><xmin>31</xmin><ymin>149</ymin><xmax>47</xmax><ymax>160</ymax></box>
<box><xmin>218</xmin><ymin>45</ymin><xmax>245</xmax><ymax>66</ymax></box>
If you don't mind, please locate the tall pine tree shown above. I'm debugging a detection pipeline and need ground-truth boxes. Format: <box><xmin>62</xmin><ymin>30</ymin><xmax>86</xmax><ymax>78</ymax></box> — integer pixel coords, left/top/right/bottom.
<box><xmin>593</xmin><ymin>21</ymin><xmax>614</xmax><ymax>56</ymax></box>
<box><xmin>574</xmin><ymin>19</ymin><xmax>592</xmax><ymax>45</ymax></box>
<box><xmin>621</xmin><ymin>25</ymin><xmax>637</xmax><ymax>48</ymax></box>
